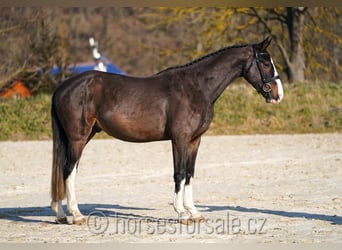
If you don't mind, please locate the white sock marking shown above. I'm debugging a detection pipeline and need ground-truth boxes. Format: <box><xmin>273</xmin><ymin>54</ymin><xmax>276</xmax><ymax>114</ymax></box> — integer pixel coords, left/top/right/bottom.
<box><xmin>51</xmin><ymin>200</ymin><xmax>66</xmax><ymax>219</ymax></box>
<box><xmin>173</xmin><ymin>179</ymin><xmax>187</xmax><ymax>217</ymax></box>
<box><xmin>184</xmin><ymin>178</ymin><xmax>200</xmax><ymax>216</ymax></box>
<box><xmin>66</xmin><ymin>165</ymin><xmax>83</xmax><ymax>220</ymax></box>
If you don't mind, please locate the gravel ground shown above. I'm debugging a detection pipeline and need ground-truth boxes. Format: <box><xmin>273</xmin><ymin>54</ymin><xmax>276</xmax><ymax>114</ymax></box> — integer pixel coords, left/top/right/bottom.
<box><xmin>0</xmin><ymin>134</ymin><xmax>341</xmax><ymax>243</ymax></box>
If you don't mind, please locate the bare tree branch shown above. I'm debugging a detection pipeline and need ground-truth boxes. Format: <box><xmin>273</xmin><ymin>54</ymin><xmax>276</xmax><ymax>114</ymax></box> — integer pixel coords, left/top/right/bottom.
<box><xmin>0</xmin><ymin>14</ymin><xmax>38</xmax><ymax>34</ymax></box>
<box><xmin>268</xmin><ymin>8</ymin><xmax>287</xmax><ymax>23</ymax></box>
<box><xmin>250</xmin><ymin>8</ymin><xmax>292</xmax><ymax>70</ymax></box>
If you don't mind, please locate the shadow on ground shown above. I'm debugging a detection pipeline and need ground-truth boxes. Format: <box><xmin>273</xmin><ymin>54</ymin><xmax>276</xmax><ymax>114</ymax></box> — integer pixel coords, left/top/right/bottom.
<box><xmin>0</xmin><ymin>203</ymin><xmax>172</xmax><ymax>224</ymax></box>
<box><xmin>198</xmin><ymin>205</ymin><xmax>342</xmax><ymax>225</ymax></box>
<box><xmin>0</xmin><ymin>203</ymin><xmax>340</xmax><ymax>225</ymax></box>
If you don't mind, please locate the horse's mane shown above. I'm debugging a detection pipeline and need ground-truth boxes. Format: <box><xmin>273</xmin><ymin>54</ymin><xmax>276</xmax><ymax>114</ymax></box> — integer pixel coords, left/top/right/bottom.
<box><xmin>156</xmin><ymin>43</ymin><xmax>250</xmax><ymax>75</ymax></box>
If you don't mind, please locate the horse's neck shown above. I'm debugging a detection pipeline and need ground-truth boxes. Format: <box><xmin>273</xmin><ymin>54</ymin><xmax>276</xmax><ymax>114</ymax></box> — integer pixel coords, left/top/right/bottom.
<box><xmin>198</xmin><ymin>48</ymin><xmax>248</xmax><ymax>103</ymax></box>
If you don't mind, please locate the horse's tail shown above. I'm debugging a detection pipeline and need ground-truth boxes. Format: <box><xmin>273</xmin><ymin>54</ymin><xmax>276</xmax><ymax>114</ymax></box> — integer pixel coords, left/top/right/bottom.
<box><xmin>51</xmin><ymin>93</ymin><xmax>67</xmax><ymax>201</ymax></box>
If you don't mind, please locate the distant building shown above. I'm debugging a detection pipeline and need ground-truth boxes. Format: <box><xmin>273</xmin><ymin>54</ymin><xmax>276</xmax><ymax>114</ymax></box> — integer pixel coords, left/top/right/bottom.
<box><xmin>0</xmin><ymin>81</ymin><xmax>31</xmax><ymax>99</ymax></box>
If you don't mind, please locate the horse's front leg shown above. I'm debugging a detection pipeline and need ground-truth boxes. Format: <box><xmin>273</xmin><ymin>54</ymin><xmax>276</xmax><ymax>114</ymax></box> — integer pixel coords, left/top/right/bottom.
<box><xmin>172</xmin><ymin>138</ymin><xmax>193</xmax><ymax>224</ymax></box>
<box><xmin>184</xmin><ymin>137</ymin><xmax>205</xmax><ymax>222</ymax></box>
<box><xmin>172</xmin><ymin>137</ymin><xmax>204</xmax><ymax>224</ymax></box>
<box><xmin>184</xmin><ymin>178</ymin><xmax>205</xmax><ymax>222</ymax></box>
<box><xmin>173</xmin><ymin>179</ymin><xmax>192</xmax><ymax>224</ymax></box>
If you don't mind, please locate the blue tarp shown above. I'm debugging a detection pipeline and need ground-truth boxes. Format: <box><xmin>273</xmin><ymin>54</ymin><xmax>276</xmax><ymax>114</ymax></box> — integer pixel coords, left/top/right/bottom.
<box><xmin>50</xmin><ymin>57</ymin><xmax>125</xmax><ymax>76</ymax></box>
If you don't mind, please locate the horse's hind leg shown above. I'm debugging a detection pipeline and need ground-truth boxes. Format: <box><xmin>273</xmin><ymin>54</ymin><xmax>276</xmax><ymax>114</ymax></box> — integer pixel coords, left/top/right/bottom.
<box><xmin>65</xmin><ymin>127</ymin><xmax>98</xmax><ymax>225</ymax></box>
<box><xmin>67</xmin><ymin>135</ymin><xmax>96</xmax><ymax>225</ymax></box>
<box><xmin>51</xmin><ymin>200</ymin><xmax>68</xmax><ymax>224</ymax></box>
<box><xmin>51</xmin><ymin>167</ymin><xmax>82</xmax><ymax>225</ymax></box>
<box><xmin>65</xmin><ymin>160</ymin><xmax>85</xmax><ymax>225</ymax></box>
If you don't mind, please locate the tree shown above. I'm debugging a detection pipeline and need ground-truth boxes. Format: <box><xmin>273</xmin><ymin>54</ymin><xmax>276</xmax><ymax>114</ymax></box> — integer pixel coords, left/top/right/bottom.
<box><xmin>244</xmin><ymin>7</ymin><xmax>342</xmax><ymax>83</ymax></box>
<box><xmin>154</xmin><ymin>7</ymin><xmax>341</xmax><ymax>83</ymax></box>
<box><xmin>0</xmin><ymin>8</ymin><xmax>71</xmax><ymax>94</ymax></box>
<box><xmin>0</xmin><ymin>7</ymin><xmax>38</xmax><ymax>86</ymax></box>
<box><xmin>0</xmin><ymin>7</ymin><xmax>340</xmax><ymax>93</ymax></box>
<box><xmin>286</xmin><ymin>7</ymin><xmax>306</xmax><ymax>82</ymax></box>
<box><xmin>146</xmin><ymin>7</ymin><xmax>309</xmax><ymax>82</ymax></box>
<box><xmin>28</xmin><ymin>9</ymin><xmax>72</xmax><ymax>93</ymax></box>
<box><xmin>249</xmin><ymin>7</ymin><xmax>307</xmax><ymax>83</ymax></box>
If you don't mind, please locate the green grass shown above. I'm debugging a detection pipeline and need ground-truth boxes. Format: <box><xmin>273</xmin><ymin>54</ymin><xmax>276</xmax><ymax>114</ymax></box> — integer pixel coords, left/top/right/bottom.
<box><xmin>0</xmin><ymin>94</ymin><xmax>51</xmax><ymax>140</ymax></box>
<box><xmin>209</xmin><ymin>81</ymin><xmax>342</xmax><ymax>134</ymax></box>
<box><xmin>0</xmin><ymin>81</ymin><xmax>341</xmax><ymax>141</ymax></box>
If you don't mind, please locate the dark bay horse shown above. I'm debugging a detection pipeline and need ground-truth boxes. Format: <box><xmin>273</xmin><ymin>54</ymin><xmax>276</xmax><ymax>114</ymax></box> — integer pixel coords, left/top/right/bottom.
<box><xmin>50</xmin><ymin>37</ymin><xmax>283</xmax><ymax>225</ymax></box>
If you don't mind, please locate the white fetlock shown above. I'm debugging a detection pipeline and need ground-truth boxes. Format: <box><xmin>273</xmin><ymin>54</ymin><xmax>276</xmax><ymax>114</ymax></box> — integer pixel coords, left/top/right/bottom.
<box><xmin>184</xmin><ymin>177</ymin><xmax>204</xmax><ymax>222</ymax></box>
<box><xmin>173</xmin><ymin>179</ymin><xmax>186</xmax><ymax>213</ymax></box>
<box><xmin>51</xmin><ymin>200</ymin><xmax>68</xmax><ymax>224</ymax></box>
<box><xmin>65</xmin><ymin>166</ymin><xmax>85</xmax><ymax>225</ymax></box>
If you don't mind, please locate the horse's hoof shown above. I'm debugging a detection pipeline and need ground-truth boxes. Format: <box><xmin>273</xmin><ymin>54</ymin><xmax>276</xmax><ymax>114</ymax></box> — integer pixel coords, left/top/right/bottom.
<box><xmin>179</xmin><ymin>218</ymin><xmax>193</xmax><ymax>225</ymax></box>
<box><xmin>191</xmin><ymin>215</ymin><xmax>205</xmax><ymax>223</ymax></box>
<box><xmin>73</xmin><ymin>217</ymin><xmax>86</xmax><ymax>225</ymax></box>
<box><xmin>55</xmin><ymin>217</ymin><xmax>70</xmax><ymax>225</ymax></box>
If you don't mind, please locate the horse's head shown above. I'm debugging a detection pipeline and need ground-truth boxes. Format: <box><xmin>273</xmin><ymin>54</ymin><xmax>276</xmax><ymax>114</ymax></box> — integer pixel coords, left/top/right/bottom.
<box><xmin>242</xmin><ymin>37</ymin><xmax>284</xmax><ymax>104</ymax></box>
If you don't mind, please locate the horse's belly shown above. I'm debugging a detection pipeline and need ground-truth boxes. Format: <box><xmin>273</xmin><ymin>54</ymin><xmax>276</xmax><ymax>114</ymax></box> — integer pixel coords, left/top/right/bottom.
<box><xmin>97</xmin><ymin>112</ymin><xmax>168</xmax><ymax>142</ymax></box>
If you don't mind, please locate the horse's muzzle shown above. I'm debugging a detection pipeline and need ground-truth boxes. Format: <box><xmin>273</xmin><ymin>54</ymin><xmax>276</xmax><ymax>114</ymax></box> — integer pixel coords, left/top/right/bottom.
<box><xmin>266</xmin><ymin>97</ymin><xmax>282</xmax><ymax>104</ymax></box>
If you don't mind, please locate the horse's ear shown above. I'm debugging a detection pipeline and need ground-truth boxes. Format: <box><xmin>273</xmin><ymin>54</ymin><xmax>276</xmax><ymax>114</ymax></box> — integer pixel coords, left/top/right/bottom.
<box><xmin>256</xmin><ymin>36</ymin><xmax>272</xmax><ymax>51</ymax></box>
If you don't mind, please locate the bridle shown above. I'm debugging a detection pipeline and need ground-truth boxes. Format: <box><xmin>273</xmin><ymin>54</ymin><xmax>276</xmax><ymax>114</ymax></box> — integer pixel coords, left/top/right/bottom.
<box><xmin>244</xmin><ymin>44</ymin><xmax>281</xmax><ymax>95</ymax></box>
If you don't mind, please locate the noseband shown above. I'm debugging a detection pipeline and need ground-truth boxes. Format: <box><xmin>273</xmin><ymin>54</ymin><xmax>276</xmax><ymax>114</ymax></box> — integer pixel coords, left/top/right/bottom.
<box><xmin>244</xmin><ymin>44</ymin><xmax>281</xmax><ymax>95</ymax></box>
